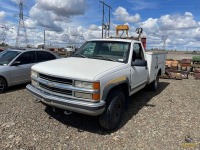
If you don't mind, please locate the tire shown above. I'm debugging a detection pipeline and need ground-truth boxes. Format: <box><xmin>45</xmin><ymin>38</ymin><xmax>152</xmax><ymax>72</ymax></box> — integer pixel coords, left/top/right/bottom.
<box><xmin>149</xmin><ymin>75</ymin><xmax>159</xmax><ymax>91</ymax></box>
<box><xmin>99</xmin><ymin>90</ymin><xmax>125</xmax><ymax>130</ymax></box>
<box><xmin>0</xmin><ymin>77</ymin><xmax>7</xmax><ymax>94</ymax></box>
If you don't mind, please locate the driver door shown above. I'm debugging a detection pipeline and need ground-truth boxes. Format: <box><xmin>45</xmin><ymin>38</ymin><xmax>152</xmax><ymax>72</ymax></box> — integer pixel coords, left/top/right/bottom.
<box><xmin>9</xmin><ymin>51</ymin><xmax>36</xmax><ymax>85</ymax></box>
<box><xmin>130</xmin><ymin>43</ymin><xmax>148</xmax><ymax>91</ymax></box>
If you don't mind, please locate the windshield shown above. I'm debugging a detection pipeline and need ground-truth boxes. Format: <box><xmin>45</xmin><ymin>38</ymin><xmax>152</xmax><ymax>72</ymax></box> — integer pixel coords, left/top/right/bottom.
<box><xmin>72</xmin><ymin>41</ymin><xmax>130</xmax><ymax>63</ymax></box>
<box><xmin>0</xmin><ymin>50</ymin><xmax>21</xmax><ymax>65</ymax></box>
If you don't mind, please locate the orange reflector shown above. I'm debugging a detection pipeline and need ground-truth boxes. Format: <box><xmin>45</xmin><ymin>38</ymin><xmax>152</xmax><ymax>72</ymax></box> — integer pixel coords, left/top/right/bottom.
<box><xmin>93</xmin><ymin>82</ymin><xmax>100</xmax><ymax>90</ymax></box>
<box><xmin>92</xmin><ymin>93</ymin><xmax>100</xmax><ymax>101</ymax></box>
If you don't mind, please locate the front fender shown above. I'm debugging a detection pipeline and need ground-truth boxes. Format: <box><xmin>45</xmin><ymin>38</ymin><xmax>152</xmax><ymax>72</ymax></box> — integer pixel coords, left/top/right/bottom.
<box><xmin>101</xmin><ymin>76</ymin><xmax>130</xmax><ymax>101</ymax></box>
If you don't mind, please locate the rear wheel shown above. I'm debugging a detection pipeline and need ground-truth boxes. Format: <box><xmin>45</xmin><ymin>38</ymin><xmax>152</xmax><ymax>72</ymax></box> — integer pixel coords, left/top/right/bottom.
<box><xmin>149</xmin><ymin>75</ymin><xmax>159</xmax><ymax>91</ymax></box>
<box><xmin>99</xmin><ymin>90</ymin><xmax>125</xmax><ymax>130</ymax></box>
<box><xmin>0</xmin><ymin>77</ymin><xmax>7</xmax><ymax>93</ymax></box>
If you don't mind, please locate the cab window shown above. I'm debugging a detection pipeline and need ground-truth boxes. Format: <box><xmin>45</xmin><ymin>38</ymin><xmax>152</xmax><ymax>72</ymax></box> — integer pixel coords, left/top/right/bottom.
<box><xmin>132</xmin><ymin>43</ymin><xmax>144</xmax><ymax>61</ymax></box>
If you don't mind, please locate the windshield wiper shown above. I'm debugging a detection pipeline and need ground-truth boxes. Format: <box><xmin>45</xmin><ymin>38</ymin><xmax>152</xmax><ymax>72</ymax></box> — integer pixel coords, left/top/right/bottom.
<box><xmin>72</xmin><ymin>54</ymin><xmax>88</xmax><ymax>58</ymax></box>
<box><xmin>92</xmin><ymin>55</ymin><xmax>115</xmax><ymax>61</ymax></box>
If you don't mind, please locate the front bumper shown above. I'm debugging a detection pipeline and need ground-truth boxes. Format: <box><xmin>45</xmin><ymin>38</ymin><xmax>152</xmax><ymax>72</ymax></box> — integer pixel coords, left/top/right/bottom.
<box><xmin>26</xmin><ymin>84</ymin><xmax>105</xmax><ymax>116</ymax></box>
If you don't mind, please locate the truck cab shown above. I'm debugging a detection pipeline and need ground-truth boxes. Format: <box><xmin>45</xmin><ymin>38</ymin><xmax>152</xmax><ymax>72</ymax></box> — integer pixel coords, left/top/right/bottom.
<box><xmin>26</xmin><ymin>29</ymin><xmax>166</xmax><ymax>130</ymax></box>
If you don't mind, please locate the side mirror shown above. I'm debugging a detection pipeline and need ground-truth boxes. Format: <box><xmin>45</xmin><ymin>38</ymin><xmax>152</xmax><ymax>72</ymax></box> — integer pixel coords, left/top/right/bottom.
<box><xmin>132</xmin><ymin>59</ymin><xmax>147</xmax><ymax>67</ymax></box>
<box><xmin>12</xmin><ymin>61</ymin><xmax>21</xmax><ymax>66</ymax></box>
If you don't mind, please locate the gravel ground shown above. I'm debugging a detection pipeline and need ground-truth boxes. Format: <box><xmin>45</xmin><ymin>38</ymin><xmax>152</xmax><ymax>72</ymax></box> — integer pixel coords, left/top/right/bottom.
<box><xmin>0</xmin><ymin>76</ymin><xmax>200</xmax><ymax>150</ymax></box>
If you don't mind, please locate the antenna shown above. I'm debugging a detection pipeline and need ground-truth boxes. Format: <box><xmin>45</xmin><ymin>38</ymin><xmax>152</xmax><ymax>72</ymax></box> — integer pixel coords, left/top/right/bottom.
<box><xmin>15</xmin><ymin>0</ymin><xmax>29</xmax><ymax>47</ymax></box>
<box><xmin>162</xmin><ymin>35</ymin><xmax>168</xmax><ymax>50</ymax></box>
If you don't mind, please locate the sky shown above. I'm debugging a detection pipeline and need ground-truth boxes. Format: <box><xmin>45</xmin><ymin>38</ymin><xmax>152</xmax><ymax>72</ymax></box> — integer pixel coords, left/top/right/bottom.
<box><xmin>0</xmin><ymin>0</ymin><xmax>200</xmax><ymax>50</ymax></box>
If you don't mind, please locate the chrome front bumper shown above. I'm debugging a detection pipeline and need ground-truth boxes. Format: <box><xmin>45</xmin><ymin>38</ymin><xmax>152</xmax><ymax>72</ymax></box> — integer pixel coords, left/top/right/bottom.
<box><xmin>26</xmin><ymin>84</ymin><xmax>105</xmax><ymax>116</ymax></box>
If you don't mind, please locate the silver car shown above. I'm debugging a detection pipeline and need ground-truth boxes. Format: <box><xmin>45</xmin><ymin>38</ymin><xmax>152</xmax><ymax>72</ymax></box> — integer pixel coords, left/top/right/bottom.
<box><xmin>0</xmin><ymin>48</ymin><xmax>59</xmax><ymax>93</ymax></box>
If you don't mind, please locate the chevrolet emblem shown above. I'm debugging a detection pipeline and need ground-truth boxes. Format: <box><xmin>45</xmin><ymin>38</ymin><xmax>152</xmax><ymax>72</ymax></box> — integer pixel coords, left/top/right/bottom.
<box><xmin>47</xmin><ymin>82</ymin><xmax>55</xmax><ymax>87</ymax></box>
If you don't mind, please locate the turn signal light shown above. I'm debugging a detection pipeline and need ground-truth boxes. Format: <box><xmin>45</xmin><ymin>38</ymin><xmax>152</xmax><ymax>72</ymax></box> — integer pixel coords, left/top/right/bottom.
<box><xmin>93</xmin><ymin>82</ymin><xmax>100</xmax><ymax>90</ymax></box>
<box><xmin>92</xmin><ymin>93</ymin><xmax>100</xmax><ymax>101</ymax></box>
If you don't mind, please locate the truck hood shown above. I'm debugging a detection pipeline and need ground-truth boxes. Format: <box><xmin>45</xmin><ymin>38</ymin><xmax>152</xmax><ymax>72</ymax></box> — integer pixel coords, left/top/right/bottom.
<box><xmin>32</xmin><ymin>57</ymin><xmax>126</xmax><ymax>81</ymax></box>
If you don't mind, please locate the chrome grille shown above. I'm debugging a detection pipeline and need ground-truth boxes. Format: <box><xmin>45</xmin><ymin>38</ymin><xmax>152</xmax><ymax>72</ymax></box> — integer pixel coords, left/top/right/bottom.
<box><xmin>39</xmin><ymin>83</ymin><xmax>72</xmax><ymax>95</ymax></box>
<box><xmin>39</xmin><ymin>73</ymin><xmax>73</xmax><ymax>85</ymax></box>
<box><xmin>38</xmin><ymin>73</ymin><xmax>73</xmax><ymax>96</ymax></box>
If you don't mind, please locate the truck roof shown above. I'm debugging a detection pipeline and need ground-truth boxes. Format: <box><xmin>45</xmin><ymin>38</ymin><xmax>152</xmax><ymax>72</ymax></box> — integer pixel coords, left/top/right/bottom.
<box><xmin>88</xmin><ymin>38</ymin><xmax>140</xmax><ymax>43</ymax></box>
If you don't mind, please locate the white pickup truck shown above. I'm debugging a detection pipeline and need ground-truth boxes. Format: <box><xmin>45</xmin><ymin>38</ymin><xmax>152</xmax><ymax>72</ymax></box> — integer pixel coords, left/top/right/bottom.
<box><xmin>26</xmin><ymin>38</ymin><xmax>167</xmax><ymax>130</ymax></box>
<box><xmin>65</xmin><ymin>45</ymin><xmax>76</xmax><ymax>53</ymax></box>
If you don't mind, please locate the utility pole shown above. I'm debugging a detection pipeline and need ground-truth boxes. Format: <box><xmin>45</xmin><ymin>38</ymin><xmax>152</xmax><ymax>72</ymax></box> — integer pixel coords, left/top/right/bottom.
<box><xmin>108</xmin><ymin>8</ymin><xmax>111</xmax><ymax>37</ymax></box>
<box><xmin>101</xmin><ymin>1</ymin><xmax>104</xmax><ymax>39</ymax></box>
<box><xmin>15</xmin><ymin>0</ymin><xmax>29</xmax><ymax>47</ymax></box>
<box><xmin>162</xmin><ymin>35</ymin><xmax>168</xmax><ymax>50</ymax></box>
<box><xmin>100</xmin><ymin>1</ymin><xmax>111</xmax><ymax>39</ymax></box>
<box><xmin>44</xmin><ymin>29</ymin><xmax>45</xmax><ymax>49</ymax></box>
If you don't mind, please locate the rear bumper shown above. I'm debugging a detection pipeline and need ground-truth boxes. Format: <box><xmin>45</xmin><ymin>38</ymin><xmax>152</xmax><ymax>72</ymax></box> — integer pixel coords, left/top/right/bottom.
<box><xmin>26</xmin><ymin>84</ymin><xmax>105</xmax><ymax>116</ymax></box>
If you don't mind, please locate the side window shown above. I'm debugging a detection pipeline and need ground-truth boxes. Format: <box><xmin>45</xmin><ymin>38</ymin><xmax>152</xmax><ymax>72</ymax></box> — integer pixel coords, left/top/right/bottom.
<box><xmin>132</xmin><ymin>43</ymin><xmax>144</xmax><ymax>61</ymax></box>
<box><xmin>15</xmin><ymin>51</ymin><xmax>36</xmax><ymax>65</ymax></box>
<box><xmin>36</xmin><ymin>51</ymin><xmax>56</xmax><ymax>62</ymax></box>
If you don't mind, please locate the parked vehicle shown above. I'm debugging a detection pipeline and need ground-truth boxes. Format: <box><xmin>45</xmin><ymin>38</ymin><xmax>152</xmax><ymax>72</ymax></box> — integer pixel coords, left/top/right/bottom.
<box><xmin>65</xmin><ymin>45</ymin><xmax>76</xmax><ymax>53</ymax></box>
<box><xmin>0</xmin><ymin>48</ymin><xmax>59</xmax><ymax>93</ymax></box>
<box><xmin>26</xmin><ymin>27</ymin><xmax>167</xmax><ymax>130</ymax></box>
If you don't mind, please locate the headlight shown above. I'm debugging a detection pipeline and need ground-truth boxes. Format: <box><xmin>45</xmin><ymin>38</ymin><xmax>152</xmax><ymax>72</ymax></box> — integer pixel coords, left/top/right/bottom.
<box><xmin>74</xmin><ymin>92</ymin><xmax>100</xmax><ymax>100</ymax></box>
<box><xmin>31</xmin><ymin>71</ymin><xmax>38</xmax><ymax>78</ymax></box>
<box><xmin>74</xmin><ymin>81</ymin><xmax>100</xmax><ymax>90</ymax></box>
<box><xmin>74</xmin><ymin>92</ymin><xmax>92</xmax><ymax>99</ymax></box>
<box><xmin>31</xmin><ymin>79</ymin><xmax>39</xmax><ymax>87</ymax></box>
<box><xmin>74</xmin><ymin>81</ymin><xmax>100</xmax><ymax>100</ymax></box>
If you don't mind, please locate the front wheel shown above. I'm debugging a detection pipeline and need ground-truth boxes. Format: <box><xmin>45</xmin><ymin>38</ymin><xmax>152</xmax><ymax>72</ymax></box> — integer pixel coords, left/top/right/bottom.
<box><xmin>0</xmin><ymin>77</ymin><xmax>7</xmax><ymax>94</ymax></box>
<box><xmin>99</xmin><ymin>90</ymin><xmax>125</xmax><ymax>130</ymax></box>
<box><xmin>149</xmin><ymin>75</ymin><xmax>159</xmax><ymax>91</ymax></box>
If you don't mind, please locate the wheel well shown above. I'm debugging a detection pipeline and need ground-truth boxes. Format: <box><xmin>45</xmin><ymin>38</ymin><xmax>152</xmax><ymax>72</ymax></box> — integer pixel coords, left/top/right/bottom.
<box><xmin>0</xmin><ymin>76</ymin><xmax>8</xmax><ymax>86</ymax></box>
<box><xmin>106</xmin><ymin>83</ymin><xmax>129</xmax><ymax>105</ymax></box>
<box><xmin>158</xmin><ymin>69</ymin><xmax>162</xmax><ymax>76</ymax></box>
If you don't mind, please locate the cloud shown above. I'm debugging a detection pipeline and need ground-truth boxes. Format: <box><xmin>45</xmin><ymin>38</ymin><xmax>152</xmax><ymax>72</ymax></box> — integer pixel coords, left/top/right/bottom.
<box><xmin>25</xmin><ymin>18</ymin><xmax>37</xmax><ymax>29</ymax></box>
<box><xmin>0</xmin><ymin>11</ymin><xmax>5</xmax><ymax>19</ymax></box>
<box><xmin>159</xmin><ymin>12</ymin><xmax>199</xmax><ymax>30</ymax></box>
<box><xmin>113</xmin><ymin>7</ymin><xmax>141</xmax><ymax>23</ymax></box>
<box><xmin>36</xmin><ymin>0</ymin><xmax>87</xmax><ymax>17</ymax></box>
<box><xmin>128</xmin><ymin>0</ymin><xmax>158</xmax><ymax>11</ymax></box>
<box><xmin>139</xmin><ymin>12</ymin><xmax>199</xmax><ymax>34</ymax></box>
<box><xmin>3</xmin><ymin>0</ymin><xmax>200</xmax><ymax>52</ymax></box>
<box><xmin>139</xmin><ymin>18</ymin><xmax>159</xmax><ymax>33</ymax></box>
<box><xmin>135</xmin><ymin>12</ymin><xmax>200</xmax><ymax>50</ymax></box>
<box><xmin>29</xmin><ymin>5</ymin><xmax>63</xmax><ymax>32</ymax></box>
<box><xmin>29</xmin><ymin>0</ymin><xmax>87</xmax><ymax>32</ymax></box>
<box><xmin>89</xmin><ymin>24</ymin><xmax>100</xmax><ymax>31</ymax></box>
